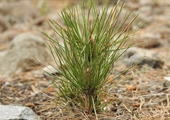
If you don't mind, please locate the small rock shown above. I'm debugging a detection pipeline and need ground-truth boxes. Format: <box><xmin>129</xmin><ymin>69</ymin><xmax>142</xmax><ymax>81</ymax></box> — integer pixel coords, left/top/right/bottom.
<box><xmin>0</xmin><ymin>105</ymin><xmax>41</xmax><ymax>120</ymax></box>
<box><xmin>0</xmin><ymin>33</ymin><xmax>52</xmax><ymax>76</ymax></box>
<box><xmin>43</xmin><ymin>65</ymin><xmax>60</xmax><ymax>77</ymax></box>
<box><xmin>123</xmin><ymin>47</ymin><xmax>164</xmax><ymax>68</ymax></box>
<box><xmin>137</xmin><ymin>37</ymin><xmax>161</xmax><ymax>49</ymax></box>
<box><xmin>0</xmin><ymin>28</ymin><xmax>26</xmax><ymax>43</ymax></box>
<box><xmin>163</xmin><ymin>77</ymin><xmax>170</xmax><ymax>87</ymax></box>
<box><xmin>135</xmin><ymin>33</ymin><xmax>161</xmax><ymax>48</ymax></box>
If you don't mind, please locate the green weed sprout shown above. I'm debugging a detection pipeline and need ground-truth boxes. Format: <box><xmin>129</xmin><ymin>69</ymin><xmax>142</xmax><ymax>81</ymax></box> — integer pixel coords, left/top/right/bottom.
<box><xmin>43</xmin><ymin>0</ymin><xmax>138</xmax><ymax>117</ymax></box>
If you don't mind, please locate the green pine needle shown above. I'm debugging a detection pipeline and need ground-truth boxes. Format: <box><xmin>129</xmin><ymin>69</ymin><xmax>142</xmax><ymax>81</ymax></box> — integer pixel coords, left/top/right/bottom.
<box><xmin>43</xmin><ymin>0</ymin><xmax>138</xmax><ymax>116</ymax></box>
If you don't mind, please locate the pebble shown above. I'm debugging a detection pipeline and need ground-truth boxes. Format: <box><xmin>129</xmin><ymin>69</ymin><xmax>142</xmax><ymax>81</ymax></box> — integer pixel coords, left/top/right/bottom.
<box><xmin>0</xmin><ymin>33</ymin><xmax>52</xmax><ymax>76</ymax></box>
<box><xmin>43</xmin><ymin>65</ymin><xmax>60</xmax><ymax>77</ymax></box>
<box><xmin>163</xmin><ymin>77</ymin><xmax>170</xmax><ymax>87</ymax></box>
<box><xmin>0</xmin><ymin>105</ymin><xmax>41</xmax><ymax>120</ymax></box>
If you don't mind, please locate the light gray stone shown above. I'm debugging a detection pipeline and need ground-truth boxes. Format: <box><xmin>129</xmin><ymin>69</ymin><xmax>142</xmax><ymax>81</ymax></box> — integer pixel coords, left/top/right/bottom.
<box><xmin>43</xmin><ymin>65</ymin><xmax>60</xmax><ymax>77</ymax></box>
<box><xmin>0</xmin><ymin>105</ymin><xmax>41</xmax><ymax>120</ymax></box>
<box><xmin>0</xmin><ymin>33</ymin><xmax>52</xmax><ymax>76</ymax></box>
<box><xmin>123</xmin><ymin>47</ymin><xmax>164</xmax><ymax>68</ymax></box>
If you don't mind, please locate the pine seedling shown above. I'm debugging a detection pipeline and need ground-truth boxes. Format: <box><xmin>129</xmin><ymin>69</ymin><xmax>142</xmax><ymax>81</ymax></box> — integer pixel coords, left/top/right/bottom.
<box><xmin>43</xmin><ymin>0</ymin><xmax>138</xmax><ymax>117</ymax></box>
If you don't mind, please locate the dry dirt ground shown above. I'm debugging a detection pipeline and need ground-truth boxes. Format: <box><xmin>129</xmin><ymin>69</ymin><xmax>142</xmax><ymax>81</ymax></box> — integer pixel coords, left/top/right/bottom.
<box><xmin>0</xmin><ymin>0</ymin><xmax>170</xmax><ymax>120</ymax></box>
